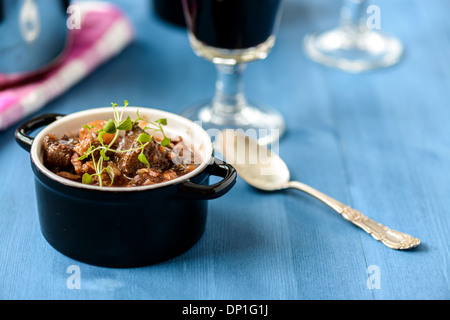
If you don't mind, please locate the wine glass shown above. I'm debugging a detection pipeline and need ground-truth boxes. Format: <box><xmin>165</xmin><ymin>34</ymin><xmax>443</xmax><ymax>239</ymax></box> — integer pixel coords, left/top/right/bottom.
<box><xmin>180</xmin><ymin>0</ymin><xmax>285</xmax><ymax>145</ymax></box>
<box><xmin>303</xmin><ymin>0</ymin><xmax>403</xmax><ymax>73</ymax></box>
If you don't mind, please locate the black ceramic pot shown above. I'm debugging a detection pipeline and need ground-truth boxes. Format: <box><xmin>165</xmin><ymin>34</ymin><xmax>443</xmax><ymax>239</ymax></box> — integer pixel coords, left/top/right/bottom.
<box><xmin>15</xmin><ymin>107</ymin><xmax>237</xmax><ymax>268</ymax></box>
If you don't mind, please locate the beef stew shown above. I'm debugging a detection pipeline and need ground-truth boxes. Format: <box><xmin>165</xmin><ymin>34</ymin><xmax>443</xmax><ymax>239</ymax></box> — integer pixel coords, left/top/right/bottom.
<box><xmin>41</xmin><ymin>107</ymin><xmax>200</xmax><ymax>187</ymax></box>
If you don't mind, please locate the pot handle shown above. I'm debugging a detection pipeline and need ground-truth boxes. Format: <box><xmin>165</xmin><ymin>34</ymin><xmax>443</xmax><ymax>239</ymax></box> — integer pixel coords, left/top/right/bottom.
<box><xmin>15</xmin><ymin>113</ymin><xmax>65</xmax><ymax>152</ymax></box>
<box><xmin>178</xmin><ymin>157</ymin><xmax>237</xmax><ymax>200</ymax></box>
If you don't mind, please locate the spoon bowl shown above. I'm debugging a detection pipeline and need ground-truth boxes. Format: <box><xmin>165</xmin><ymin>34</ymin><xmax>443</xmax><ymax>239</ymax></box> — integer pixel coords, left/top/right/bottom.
<box><xmin>216</xmin><ymin>130</ymin><xmax>289</xmax><ymax>191</ymax></box>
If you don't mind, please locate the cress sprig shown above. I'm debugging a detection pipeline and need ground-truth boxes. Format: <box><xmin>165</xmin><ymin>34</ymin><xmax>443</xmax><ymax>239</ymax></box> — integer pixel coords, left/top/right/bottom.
<box><xmin>78</xmin><ymin>101</ymin><xmax>170</xmax><ymax>187</ymax></box>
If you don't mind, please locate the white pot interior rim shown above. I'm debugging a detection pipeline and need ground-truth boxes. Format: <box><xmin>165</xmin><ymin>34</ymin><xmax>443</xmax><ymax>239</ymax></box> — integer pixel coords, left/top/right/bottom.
<box><xmin>30</xmin><ymin>107</ymin><xmax>214</xmax><ymax>192</ymax></box>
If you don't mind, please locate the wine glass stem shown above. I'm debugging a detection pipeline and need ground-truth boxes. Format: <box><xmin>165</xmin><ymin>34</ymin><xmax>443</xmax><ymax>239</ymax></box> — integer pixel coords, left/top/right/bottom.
<box><xmin>340</xmin><ymin>0</ymin><xmax>367</xmax><ymax>30</ymax></box>
<box><xmin>212</xmin><ymin>63</ymin><xmax>248</xmax><ymax>116</ymax></box>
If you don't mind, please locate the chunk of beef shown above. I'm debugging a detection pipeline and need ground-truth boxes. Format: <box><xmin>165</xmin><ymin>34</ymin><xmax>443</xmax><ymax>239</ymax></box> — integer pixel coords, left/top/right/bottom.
<box><xmin>116</xmin><ymin>124</ymin><xmax>172</xmax><ymax>177</ymax></box>
<box><xmin>42</xmin><ymin>134</ymin><xmax>77</xmax><ymax>171</ymax></box>
<box><xmin>170</xmin><ymin>141</ymin><xmax>202</xmax><ymax>165</ymax></box>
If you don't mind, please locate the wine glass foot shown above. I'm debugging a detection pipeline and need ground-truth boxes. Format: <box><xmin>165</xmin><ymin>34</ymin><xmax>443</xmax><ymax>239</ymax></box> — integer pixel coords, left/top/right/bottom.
<box><xmin>179</xmin><ymin>102</ymin><xmax>285</xmax><ymax>145</ymax></box>
<box><xmin>303</xmin><ymin>28</ymin><xmax>403</xmax><ymax>73</ymax></box>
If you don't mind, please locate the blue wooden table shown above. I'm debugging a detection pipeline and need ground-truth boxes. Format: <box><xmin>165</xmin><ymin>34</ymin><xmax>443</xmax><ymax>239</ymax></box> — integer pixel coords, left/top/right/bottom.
<box><xmin>1</xmin><ymin>0</ymin><xmax>449</xmax><ymax>301</ymax></box>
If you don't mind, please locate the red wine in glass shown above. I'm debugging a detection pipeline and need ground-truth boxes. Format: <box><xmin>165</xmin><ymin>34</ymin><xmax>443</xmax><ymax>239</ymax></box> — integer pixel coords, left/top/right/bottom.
<box><xmin>181</xmin><ymin>0</ymin><xmax>285</xmax><ymax>144</ymax></box>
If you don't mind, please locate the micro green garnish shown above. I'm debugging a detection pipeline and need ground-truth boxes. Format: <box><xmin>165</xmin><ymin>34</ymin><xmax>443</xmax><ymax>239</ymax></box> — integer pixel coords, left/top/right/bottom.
<box><xmin>78</xmin><ymin>101</ymin><xmax>170</xmax><ymax>187</ymax></box>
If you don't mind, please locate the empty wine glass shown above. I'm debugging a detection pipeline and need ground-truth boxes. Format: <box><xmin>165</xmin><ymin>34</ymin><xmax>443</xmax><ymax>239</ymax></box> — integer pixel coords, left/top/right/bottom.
<box><xmin>180</xmin><ymin>0</ymin><xmax>285</xmax><ymax>145</ymax></box>
<box><xmin>303</xmin><ymin>0</ymin><xmax>403</xmax><ymax>73</ymax></box>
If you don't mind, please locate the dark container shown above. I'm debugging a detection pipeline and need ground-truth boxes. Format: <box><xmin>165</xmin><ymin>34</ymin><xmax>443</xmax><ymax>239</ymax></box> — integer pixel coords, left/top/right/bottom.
<box><xmin>15</xmin><ymin>108</ymin><xmax>237</xmax><ymax>268</ymax></box>
<box><xmin>153</xmin><ymin>0</ymin><xmax>186</xmax><ymax>27</ymax></box>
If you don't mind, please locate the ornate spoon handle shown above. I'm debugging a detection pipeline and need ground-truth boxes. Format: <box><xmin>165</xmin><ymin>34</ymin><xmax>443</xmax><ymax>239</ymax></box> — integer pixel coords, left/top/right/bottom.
<box><xmin>286</xmin><ymin>181</ymin><xmax>420</xmax><ymax>250</ymax></box>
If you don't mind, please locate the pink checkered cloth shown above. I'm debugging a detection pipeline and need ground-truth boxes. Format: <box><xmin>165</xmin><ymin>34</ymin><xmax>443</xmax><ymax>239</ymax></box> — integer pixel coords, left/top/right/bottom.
<box><xmin>0</xmin><ymin>2</ymin><xmax>135</xmax><ymax>130</ymax></box>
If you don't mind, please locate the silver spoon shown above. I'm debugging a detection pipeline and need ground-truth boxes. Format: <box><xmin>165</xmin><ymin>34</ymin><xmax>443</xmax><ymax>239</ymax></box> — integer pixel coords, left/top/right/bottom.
<box><xmin>217</xmin><ymin>130</ymin><xmax>420</xmax><ymax>250</ymax></box>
